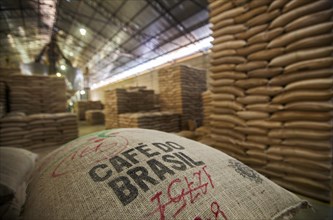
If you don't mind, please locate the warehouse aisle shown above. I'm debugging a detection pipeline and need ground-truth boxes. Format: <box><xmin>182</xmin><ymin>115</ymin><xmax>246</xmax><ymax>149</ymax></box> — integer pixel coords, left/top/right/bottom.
<box><xmin>79</xmin><ymin>121</ymin><xmax>105</xmax><ymax>137</ymax></box>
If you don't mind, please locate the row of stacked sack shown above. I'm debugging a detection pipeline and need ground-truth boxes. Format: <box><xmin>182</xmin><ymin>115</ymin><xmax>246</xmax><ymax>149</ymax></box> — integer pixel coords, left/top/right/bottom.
<box><xmin>205</xmin><ymin>0</ymin><xmax>333</xmax><ymax>202</ymax></box>
<box><xmin>0</xmin><ymin>112</ymin><xmax>78</xmax><ymax>150</ymax></box>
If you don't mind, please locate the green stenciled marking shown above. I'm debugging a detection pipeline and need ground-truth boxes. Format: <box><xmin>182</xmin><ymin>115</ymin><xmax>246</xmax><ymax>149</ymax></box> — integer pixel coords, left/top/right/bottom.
<box><xmin>81</xmin><ymin>129</ymin><xmax>114</xmax><ymax>138</ymax></box>
<box><xmin>97</xmin><ymin>130</ymin><xmax>113</xmax><ymax>138</ymax></box>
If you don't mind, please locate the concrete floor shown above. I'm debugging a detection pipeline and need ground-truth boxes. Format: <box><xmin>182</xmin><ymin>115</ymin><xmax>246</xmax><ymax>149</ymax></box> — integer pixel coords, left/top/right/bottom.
<box><xmin>79</xmin><ymin>121</ymin><xmax>106</xmax><ymax>137</ymax></box>
<box><xmin>294</xmin><ymin>195</ymin><xmax>332</xmax><ymax>220</ymax></box>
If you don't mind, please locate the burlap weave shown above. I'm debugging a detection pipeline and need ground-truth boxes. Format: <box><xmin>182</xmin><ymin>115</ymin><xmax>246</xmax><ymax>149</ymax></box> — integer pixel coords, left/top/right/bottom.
<box><xmin>24</xmin><ymin>129</ymin><xmax>309</xmax><ymax>220</ymax></box>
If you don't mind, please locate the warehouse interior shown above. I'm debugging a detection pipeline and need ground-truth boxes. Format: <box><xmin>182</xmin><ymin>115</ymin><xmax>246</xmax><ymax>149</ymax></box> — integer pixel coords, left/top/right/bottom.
<box><xmin>0</xmin><ymin>0</ymin><xmax>332</xmax><ymax>219</ymax></box>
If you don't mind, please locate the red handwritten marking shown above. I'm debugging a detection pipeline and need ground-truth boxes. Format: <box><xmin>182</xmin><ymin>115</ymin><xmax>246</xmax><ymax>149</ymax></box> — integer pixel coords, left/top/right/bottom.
<box><xmin>211</xmin><ymin>201</ymin><xmax>228</xmax><ymax>220</ymax></box>
<box><xmin>37</xmin><ymin>136</ymin><xmax>94</xmax><ymax>172</ymax></box>
<box><xmin>193</xmin><ymin>201</ymin><xmax>227</xmax><ymax>220</ymax></box>
<box><xmin>50</xmin><ymin>134</ymin><xmax>129</xmax><ymax>177</ymax></box>
<box><xmin>147</xmin><ymin>166</ymin><xmax>215</xmax><ymax>220</ymax></box>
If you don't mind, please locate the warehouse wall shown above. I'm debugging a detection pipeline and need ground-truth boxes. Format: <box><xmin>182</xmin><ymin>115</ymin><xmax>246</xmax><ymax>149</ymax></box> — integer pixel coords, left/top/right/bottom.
<box><xmin>90</xmin><ymin>52</ymin><xmax>210</xmax><ymax>103</ymax></box>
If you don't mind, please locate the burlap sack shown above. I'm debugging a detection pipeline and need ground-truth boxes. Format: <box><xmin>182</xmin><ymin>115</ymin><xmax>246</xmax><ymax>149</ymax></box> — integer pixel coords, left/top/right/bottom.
<box><xmin>272</xmin><ymin>90</ymin><xmax>333</xmax><ymax>104</ymax></box>
<box><xmin>237</xmin><ymin>95</ymin><xmax>270</xmax><ymax>105</ymax></box>
<box><xmin>268</xmin><ymin>22</ymin><xmax>333</xmax><ymax>48</ymax></box>
<box><xmin>246</xmin><ymin>103</ymin><xmax>284</xmax><ymax>112</ymax></box>
<box><xmin>266</xmin><ymin>145</ymin><xmax>332</xmax><ymax>161</ymax></box>
<box><xmin>269</xmin><ymin>68</ymin><xmax>333</xmax><ymax>86</ymax></box>
<box><xmin>284</xmin><ymin>57</ymin><xmax>333</xmax><ymax>73</ymax></box>
<box><xmin>236</xmin><ymin>61</ymin><xmax>268</xmax><ymax>72</ymax></box>
<box><xmin>246</xmin><ymin>10</ymin><xmax>280</xmax><ymax>27</ymax></box>
<box><xmin>269</xmin><ymin>47</ymin><xmax>333</xmax><ymax>67</ymax></box>
<box><xmin>0</xmin><ymin>148</ymin><xmax>38</xmax><ymax>219</ymax></box>
<box><xmin>248</xmin><ymin>48</ymin><xmax>285</xmax><ymax>61</ymax></box>
<box><xmin>246</xmin><ymin>85</ymin><xmax>283</xmax><ymax>96</ymax></box>
<box><xmin>270</xmin><ymin>111</ymin><xmax>332</xmax><ymax>121</ymax></box>
<box><xmin>236</xmin><ymin>25</ymin><xmax>268</xmax><ymax>40</ymax></box>
<box><xmin>237</xmin><ymin>111</ymin><xmax>269</xmax><ymax>120</ymax></box>
<box><xmin>284</xmin><ymin>121</ymin><xmax>332</xmax><ymax>130</ymax></box>
<box><xmin>291</xmin><ymin>6</ymin><xmax>332</xmax><ymax>26</ymax></box>
<box><xmin>286</xmin><ymin>33</ymin><xmax>333</xmax><ymax>52</ymax></box>
<box><xmin>24</xmin><ymin>129</ymin><xmax>309</xmax><ymax>220</ymax></box>
<box><xmin>237</xmin><ymin>43</ymin><xmax>268</xmax><ymax>57</ymax></box>
<box><xmin>270</xmin><ymin>0</ymin><xmax>332</xmax><ymax>29</ymax></box>
<box><xmin>235</xmin><ymin>78</ymin><xmax>268</xmax><ymax>89</ymax></box>
<box><xmin>211</xmin><ymin>19</ymin><xmax>235</xmax><ymax>32</ymax></box>
<box><xmin>234</xmin><ymin>5</ymin><xmax>267</xmax><ymax>24</ymax></box>
<box><xmin>234</xmin><ymin>126</ymin><xmax>268</xmax><ymax>135</ymax></box>
<box><xmin>211</xmin><ymin>127</ymin><xmax>245</xmax><ymax>141</ymax></box>
<box><xmin>271</xmin><ymin>178</ymin><xmax>330</xmax><ymax>202</ymax></box>
<box><xmin>265</xmin><ymin>163</ymin><xmax>330</xmax><ymax>180</ymax></box>
<box><xmin>282</xmin><ymin>139</ymin><xmax>331</xmax><ymax>150</ymax></box>
<box><xmin>284</xmin><ymin>157</ymin><xmax>332</xmax><ymax>171</ymax></box>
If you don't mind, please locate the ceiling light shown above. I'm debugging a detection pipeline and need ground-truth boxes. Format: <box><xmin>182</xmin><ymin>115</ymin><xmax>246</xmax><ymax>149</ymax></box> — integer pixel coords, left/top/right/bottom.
<box><xmin>60</xmin><ymin>64</ymin><xmax>66</xmax><ymax>70</ymax></box>
<box><xmin>56</xmin><ymin>72</ymin><xmax>62</xmax><ymax>77</ymax></box>
<box><xmin>18</xmin><ymin>26</ymin><xmax>25</xmax><ymax>36</ymax></box>
<box><xmin>80</xmin><ymin>90</ymin><xmax>86</xmax><ymax>95</ymax></box>
<box><xmin>7</xmin><ymin>34</ymin><xmax>14</xmax><ymax>46</ymax></box>
<box><xmin>79</xmin><ymin>28</ymin><xmax>86</xmax><ymax>36</ymax></box>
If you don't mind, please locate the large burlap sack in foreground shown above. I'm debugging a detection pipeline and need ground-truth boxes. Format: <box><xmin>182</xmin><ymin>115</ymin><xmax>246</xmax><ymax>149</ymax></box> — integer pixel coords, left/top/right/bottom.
<box><xmin>24</xmin><ymin>129</ymin><xmax>309</xmax><ymax>220</ymax></box>
<box><xmin>0</xmin><ymin>147</ymin><xmax>38</xmax><ymax>219</ymax></box>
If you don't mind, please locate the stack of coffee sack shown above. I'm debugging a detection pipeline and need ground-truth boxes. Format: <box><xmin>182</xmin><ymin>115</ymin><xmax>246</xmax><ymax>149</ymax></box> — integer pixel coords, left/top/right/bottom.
<box><xmin>118</xmin><ymin>111</ymin><xmax>180</xmax><ymax>132</ymax></box>
<box><xmin>0</xmin><ymin>113</ymin><xmax>30</xmax><ymax>148</ymax></box>
<box><xmin>75</xmin><ymin>101</ymin><xmax>103</xmax><ymax>120</ymax></box>
<box><xmin>202</xmin><ymin>91</ymin><xmax>212</xmax><ymax>126</ymax></box>
<box><xmin>0</xmin><ymin>82</ymin><xmax>6</xmax><ymax>118</ymax></box>
<box><xmin>104</xmin><ymin>87</ymin><xmax>157</xmax><ymax>129</ymax></box>
<box><xmin>85</xmin><ymin>110</ymin><xmax>105</xmax><ymax>125</ymax></box>
<box><xmin>0</xmin><ymin>112</ymin><xmax>78</xmax><ymax>149</ymax></box>
<box><xmin>6</xmin><ymin>75</ymin><xmax>66</xmax><ymax>114</ymax></box>
<box><xmin>208</xmin><ymin>0</ymin><xmax>333</xmax><ymax>202</ymax></box>
<box><xmin>54</xmin><ymin>113</ymin><xmax>79</xmax><ymax>144</ymax></box>
<box><xmin>27</xmin><ymin>114</ymin><xmax>61</xmax><ymax>149</ymax></box>
<box><xmin>159</xmin><ymin>65</ymin><xmax>207</xmax><ymax>129</ymax></box>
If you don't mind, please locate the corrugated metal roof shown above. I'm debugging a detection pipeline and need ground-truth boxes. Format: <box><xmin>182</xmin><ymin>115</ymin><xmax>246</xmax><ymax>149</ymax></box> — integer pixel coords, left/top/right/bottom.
<box><xmin>0</xmin><ymin>0</ymin><xmax>209</xmax><ymax>84</ymax></box>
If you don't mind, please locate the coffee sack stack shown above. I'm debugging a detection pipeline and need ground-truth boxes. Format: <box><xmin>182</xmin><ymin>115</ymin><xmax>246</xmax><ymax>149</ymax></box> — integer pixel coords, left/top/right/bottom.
<box><xmin>27</xmin><ymin>114</ymin><xmax>61</xmax><ymax>149</ymax></box>
<box><xmin>159</xmin><ymin>65</ymin><xmax>207</xmax><ymax>129</ymax></box>
<box><xmin>7</xmin><ymin>75</ymin><xmax>32</xmax><ymax>114</ymax></box>
<box><xmin>75</xmin><ymin>101</ymin><xmax>103</xmax><ymax>120</ymax></box>
<box><xmin>0</xmin><ymin>112</ymin><xmax>78</xmax><ymax>149</ymax></box>
<box><xmin>0</xmin><ymin>82</ymin><xmax>6</xmax><ymax>117</ymax></box>
<box><xmin>202</xmin><ymin>91</ymin><xmax>212</xmax><ymax>126</ymax></box>
<box><xmin>209</xmin><ymin>0</ymin><xmax>333</xmax><ymax>201</ymax></box>
<box><xmin>0</xmin><ymin>113</ymin><xmax>31</xmax><ymax>148</ymax></box>
<box><xmin>54</xmin><ymin>113</ymin><xmax>79</xmax><ymax>144</ymax></box>
<box><xmin>85</xmin><ymin>110</ymin><xmax>105</xmax><ymax>125</ymax></box>
<box><xmin>104</xmin><ymin>87</ymin><xmax>157</xmax><ymax>129</ymax></box>
<box><xmin>6</xmin><ymin>75</ymin><xmax>67</xmax><ymax>114</ymax></box>
<box><xmin>105</xmin><ymin>89</ymin><xmax>125</xmax><ymax>129</ymax></box>
<box><xmin>126</xmin><ymin>87</ymin><xmax>156</xmax><ymax>111</ymax></box>
<box><xmin>118</xmin><ymin>111</ymin><xmax>180</xmax><ymax>132</ymax></box>
<box><xmin>48</xmin><ymin>76</ymin><xmax>67</xmax><ymax>113</ymax></box>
